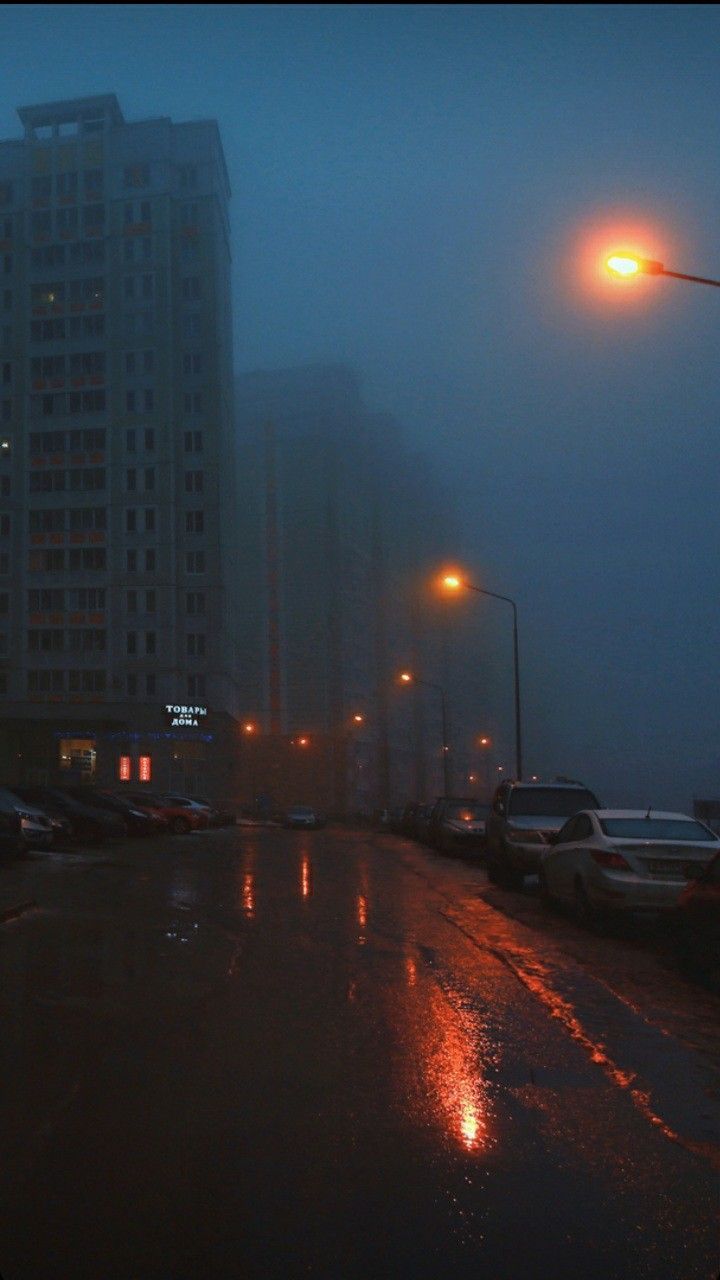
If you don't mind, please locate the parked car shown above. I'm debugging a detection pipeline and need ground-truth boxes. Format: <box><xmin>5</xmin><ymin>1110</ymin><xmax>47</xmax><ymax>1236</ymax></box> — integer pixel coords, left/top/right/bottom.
<box><xmin>399</xmin><ymin>802</ymin><xmax>423</xmax><ymax>837</ymax></box>
<box><xmin>428</xmin><ymin>798</ymin><xmax>491</xmax><ymax>855</ymax></box>
<box><xmin>485</xmin><ymin>779</ymin><xmax>601</xmax><ymax>889</ymax></box>
<box><xmin>160</xmin><ymin>795</ymin><xmax>212</xmax><ymax>828</ymax></box>
<box><xmin>187</xmin><ymin>795</ymin><xmax>236</xmax><ymax>827</ymax></box>
<box><xmin>670</xmin><ymin>850</ymin><xmax>720</xmax><ymax>988</ymax></box>
<box><xmin>414</xmin><ymin>803</ymin><xmax>436</xmax><ymax>845</ymax></box>
<box><xmin>12</xmin><ymin>787</ymin><xmax>125</xmax><ymax>843</ymax></box>
<box><xmin>114</xmin><ymin>791</ymin><xmax>207</xmax><ymax>834</ymax></box>
<box><xmin>388</xmin><ymin>806</ymin><xmax>406</xmax><ymax>834</ymax></box>
<box><xmin>0</xmin><ymin>785</ymin><xmax>54</xmax><ymax>850</ymax></box>
<box><xmin>62</xmin><ymin>787</ymin><xmax>167</xmax><ymax>837</ymax></box>
<box><xmin>283</xmin><ymin>806</ymin><xmax>325</xmax><ymax>830</ymax></box>
<box><xmin>539</xmin><ymin>810</ymin><xmax>720</xmax><ymax>925</ymax></box>
<box><xmin>0</xmin><ymin>795</ymin><xmax>25</xmax><ymax>857</ymax></box>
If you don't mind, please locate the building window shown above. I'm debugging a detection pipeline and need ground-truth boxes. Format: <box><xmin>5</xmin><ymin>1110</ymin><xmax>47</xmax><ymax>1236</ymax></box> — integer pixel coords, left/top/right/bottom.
<box><xmin>185</xmin><ymin>511</ymin><xmax>204</xmax><ymax>533</ymax></box>
<box><xmin>187</xmin><ymin>674</ymin><xmax>206</xmax><ymax>698</ymax></box>
<box><xmin>184</xmin><ymin>430</ymin><xmax>203</xmax><ymax>452</ymax></box>
<box><xmin>186</xmin><ymin>591</ymin><xmax>205</xmax><ymax>615</ymax></box>
<box><xmin>126</xmin><ymin>468</ymin><xmax>137</xmax><ymax>491</ymax></box>
<box><xmin>145</xmin><ymin>589</ymin><xmax>156</xmax><ymax>612</ymax></box>
<box><xmin>126</xmin><ymin>429</ymin><xmax>136</xmax><ymax>452</ymax></box>
<box><xmin>181</xmin><ymin>277</ymin><xmax>201</xmax><ymax>301</ymax></box>
<box><xmin>145</xmin><ymin>631</ymin><xmax>156</xmax><ymax>655</ymax></box>
<box><xmin>144</xmin><ymin>548</ymin><xmax>156</xmax><ymax>572</ymax></box>
<box><xmin>124</xmin><ymin>164</ymin><xmax>149</xmax><ymax>188</ymax></box>
<box><xmin>186</xmin><ymin>551</ymin><xmax>205</xmax><ymax>574</ymax></box>
<box><xmin>127</xmin><ymin>632</ymin><xmax>137</xmax><ymax>655</ymax></box>
<box><xmin>145</xmin><ymin>674</ymin><xmax>156</xmax><ymax>697</ymax></box>
<box><xmin>186</xmin><ymin>633</ymin><xmax>206</xmax><ymax>657</ymax></box>
<box><xmin>144</xmin><ymin>508</ymin><xmax>155</xmax><ymax>532</ymax></box>
<box><xmin>144</xmin><ymin>428</ymin><xmax>155</xmax><ymax>451</ymax></box>
<box><xmin>126</xmin><ymin>509</ymin><xmax>136</xmax><ymax>533</ymax></box>
<box><xmin>127</xmin><ymin>550</ymin><xmax>137</xmax><ymax>572</ymax></box>
<box><xmin>127</xmin><ymin>674</ymin><xmax>137</xmax><ymax>697</ymax></box>
<box><xmin>144</xmin><ymin>468</ymin><xmax>155</xmax><ymax>491</ymax></box>
<box><xmin>184</xmin><ymin>470</ymin><xmax>203</xmax><ymax>493</ymax></box>
<box><xmin>126</xmin><ymin>590</ymin><xmax>137</xmax><ymax>613</ymax></box>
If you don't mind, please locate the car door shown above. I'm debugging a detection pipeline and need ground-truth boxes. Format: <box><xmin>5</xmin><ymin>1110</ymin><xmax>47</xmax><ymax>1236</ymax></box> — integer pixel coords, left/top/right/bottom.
<box><xmin>544</xmin><ymin>817</ymin><xmax>579</xmax><ymax>899</ymax></box>
<box><xmin>558</xmin><ymin>813</ymin><xmax>595</xmax><ymax>897</ymax></box>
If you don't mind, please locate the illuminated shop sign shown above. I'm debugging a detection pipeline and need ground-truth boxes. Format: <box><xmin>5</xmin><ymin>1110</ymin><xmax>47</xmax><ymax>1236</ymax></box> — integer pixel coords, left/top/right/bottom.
<box><xmin>164</xmin><ymin>703</ymin><xmax>208</xmax><ymax>728</ymax></box>
<box><xmin>138</xmin><ymin>755</ymin><xmax>152</xmax><ymax>782</ymax></box>
<box><xmin>118</xmin><ymin>755</ymin><xmax>131</xmax><ymax>782</ymax></box>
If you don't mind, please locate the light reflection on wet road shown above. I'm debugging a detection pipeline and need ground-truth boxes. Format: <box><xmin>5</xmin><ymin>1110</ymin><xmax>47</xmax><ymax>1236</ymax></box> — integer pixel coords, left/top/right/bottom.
<box><xmin>0</xmin><ymin>826</ymin><xmax>717</xmax><ymax>1279</ymax></box>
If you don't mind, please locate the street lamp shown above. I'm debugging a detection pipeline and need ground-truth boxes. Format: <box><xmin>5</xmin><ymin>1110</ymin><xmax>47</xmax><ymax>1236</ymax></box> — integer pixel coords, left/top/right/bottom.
<box><xmin>398</xmin><ymin>671</ymin><xmax>450</xmax><ymax>793</ymax></box>
<box><xmin>606</xmin><ymin>254</ymin><xmax>720</xmax><ymax>289</ymax></box>
<box><xmin>441</xmin><ymin>574</ymin><xmax>523</xmax><ymax>780</ymax></box>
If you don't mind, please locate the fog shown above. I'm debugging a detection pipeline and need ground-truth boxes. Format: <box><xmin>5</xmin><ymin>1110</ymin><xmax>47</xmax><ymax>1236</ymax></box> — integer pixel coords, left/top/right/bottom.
<box><xmin>2</xmin><ymin>3</ymin><xmax>718</xmax><ymax>808</ymax></box>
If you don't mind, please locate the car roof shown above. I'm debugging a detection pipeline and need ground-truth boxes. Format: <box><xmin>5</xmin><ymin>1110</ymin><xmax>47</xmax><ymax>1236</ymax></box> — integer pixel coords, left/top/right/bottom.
<box><xmin>580</xmin><ymin>809</ymin><xmax>702</xmax><ymax>821</ymax></box>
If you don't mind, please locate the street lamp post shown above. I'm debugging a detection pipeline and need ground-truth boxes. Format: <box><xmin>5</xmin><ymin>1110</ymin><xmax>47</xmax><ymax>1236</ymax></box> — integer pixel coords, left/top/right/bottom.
<box><xmin>606</xmin><ymin>255</ymin><xmax>720</xmax><ymax>289</ymax></box>
<box><xmin>399</xmin><ymin>672</ymin><xmax>450</xmax><ymax>794</ymax></box>
<box><xmin>442</xmin><ymin>576</ymin><xmax>523</xmax><ymax>780</ymax></box>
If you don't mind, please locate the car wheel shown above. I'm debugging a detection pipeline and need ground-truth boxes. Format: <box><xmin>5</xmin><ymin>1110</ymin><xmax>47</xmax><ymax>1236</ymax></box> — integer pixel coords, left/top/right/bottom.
<box><xmin>172</xmin><ymin>816</ymin><xmax>190</xmax><ymax>834</ymax></box>
<box><xmin>538</xmin><ymin>868</ymin><xmax>554</xmax><ymax>909</ymax></box>
<box><xmin>573</xmin><ymin>878</ymin><xmax>599</xmax><ymax>929</ymax></box>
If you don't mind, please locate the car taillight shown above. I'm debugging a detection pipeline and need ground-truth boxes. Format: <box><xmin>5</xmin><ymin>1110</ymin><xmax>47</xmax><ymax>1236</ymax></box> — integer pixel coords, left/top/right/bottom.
<box><xmin>590</xmin><ymin>848</ymin><xmax>631</xmax><ymax>870</ymax></box>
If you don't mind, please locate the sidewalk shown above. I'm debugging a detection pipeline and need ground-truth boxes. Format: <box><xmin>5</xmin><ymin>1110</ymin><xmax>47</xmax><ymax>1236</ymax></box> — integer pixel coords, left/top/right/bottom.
<box><xmin>0</xmin><ymin>854</ymin><xmax>46</xmax><ymax>923</ymax></box>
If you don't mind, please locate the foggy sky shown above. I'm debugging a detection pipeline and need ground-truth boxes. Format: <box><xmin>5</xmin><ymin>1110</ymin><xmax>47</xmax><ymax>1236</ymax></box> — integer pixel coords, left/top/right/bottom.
<box><xmin>1</xmin><ymin>4</ymin><xmax>718</xmax><ymax>807</ymax></box>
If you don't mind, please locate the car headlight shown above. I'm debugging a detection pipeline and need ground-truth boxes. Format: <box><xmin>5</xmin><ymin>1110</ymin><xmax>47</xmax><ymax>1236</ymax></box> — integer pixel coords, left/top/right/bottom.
<box><xmin>505</xmin><ymin>828</ymin><xmax>546</xmax><ymax>844</ymax></box>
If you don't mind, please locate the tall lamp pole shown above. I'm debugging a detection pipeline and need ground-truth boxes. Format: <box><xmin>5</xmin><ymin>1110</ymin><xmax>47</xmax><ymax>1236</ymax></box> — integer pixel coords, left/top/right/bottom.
<box><xmin>399</xmin><ymin>672</ymin><xmax>450</xmax><ymax>794</ymax></box>
<box><xmin>442</xmin><ymin>576</ymin><xmax>523</xmax><ymax>781</ymax></box>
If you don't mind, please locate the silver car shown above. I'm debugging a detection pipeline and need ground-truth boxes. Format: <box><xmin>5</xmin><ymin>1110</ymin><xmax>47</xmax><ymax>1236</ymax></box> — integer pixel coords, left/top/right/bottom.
<box><xmin>0</xmin><ymin>786</ymin><xmax>54</xmax><ymax>850</ymax></box>
<box><xmin>539</xmin><ymin>809</ymin><xmax>720</xmax><ymax>924</ymax></box>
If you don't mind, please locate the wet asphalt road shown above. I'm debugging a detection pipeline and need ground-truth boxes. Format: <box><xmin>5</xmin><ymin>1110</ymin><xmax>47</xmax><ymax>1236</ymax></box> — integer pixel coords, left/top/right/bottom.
<box><xmin>0</xmin><ymin>826</ymin><xmax>718</xmax><ymax>1280</ymax></box>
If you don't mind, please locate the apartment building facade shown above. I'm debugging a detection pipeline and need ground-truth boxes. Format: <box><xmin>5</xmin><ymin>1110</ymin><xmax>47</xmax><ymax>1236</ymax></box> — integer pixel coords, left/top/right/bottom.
<box><xmin>0</xmin><ymin>94</ymin><xmax>242</xmax><ymax>796</ymax></box>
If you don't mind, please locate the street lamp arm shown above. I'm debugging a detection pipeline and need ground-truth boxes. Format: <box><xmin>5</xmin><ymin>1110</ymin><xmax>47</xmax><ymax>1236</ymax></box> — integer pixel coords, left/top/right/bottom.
<box><xmin>660</xmin><ymin>268</ymin><xmax>720</xmax><ymax>289</ymax></box>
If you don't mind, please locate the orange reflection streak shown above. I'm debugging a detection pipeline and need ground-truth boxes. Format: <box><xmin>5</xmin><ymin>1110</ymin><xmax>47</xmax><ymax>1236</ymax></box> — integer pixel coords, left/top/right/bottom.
<box><xmin>496</xmin><ymin>944</ymin><xmax>720</xmax><ymax>1168</ymax></box>
<box><xmin>300</xmin><ymin>854</ymin><xmax>312</xmax><ymax>900</ymax></box>
<box><xmin>238</xmin><ymin>849</ymin><xmax>256</xmax><ymax>920</ymax></box>
<box><xmin>401</xmin><ymin>956</ymin><xmax>493</xmax><ymax>1155</ymax></box>
<box><xmin>424</xmin><ymin>982</ymin><xmax>491</xmax><ymax>1154</ymax></box>
<box><xmin>357</xmin><ymin>894</ymin><xmax>368</xmax><ymax>929</ymax></box>
<box><xmin>242</xmin><ymin>873</ymin><xmax>255</xmax><ymax>920</ymax></box>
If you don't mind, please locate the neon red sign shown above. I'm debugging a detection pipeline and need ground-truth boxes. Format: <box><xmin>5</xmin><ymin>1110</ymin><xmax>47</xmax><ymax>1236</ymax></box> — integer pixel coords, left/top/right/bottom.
<box><xmin>118</xmin><ymin>755</ymin><xmax>131</xmax><ymax>782</ymax></box>
<box><xmin>138</xmin><ymin>755</ymin><xmax>152</xmax><ymax>783</ymax></box>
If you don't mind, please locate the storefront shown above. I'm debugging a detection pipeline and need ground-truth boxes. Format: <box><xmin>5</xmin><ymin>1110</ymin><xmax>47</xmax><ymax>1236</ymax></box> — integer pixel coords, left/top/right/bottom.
<box><xmin>0</xmin><ymin>702</ymin><xmax>244</xmax><ymax>802</ymax></box>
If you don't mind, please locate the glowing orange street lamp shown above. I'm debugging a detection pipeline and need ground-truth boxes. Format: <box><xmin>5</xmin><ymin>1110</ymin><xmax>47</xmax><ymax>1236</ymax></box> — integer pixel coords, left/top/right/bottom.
<box><xmin>243</xmin><ymin>722</ymin><xmax>257</xmax><ymax>734</ymax></box>
<box><xmin>352</xmin><ymin>713</ymin><xmax>365</xmax><ymax>724</ymax></box>
<box><xmin>606</xmin><ymin>254</ymin><xmax>720</xmax><ymax>289</ymax></box>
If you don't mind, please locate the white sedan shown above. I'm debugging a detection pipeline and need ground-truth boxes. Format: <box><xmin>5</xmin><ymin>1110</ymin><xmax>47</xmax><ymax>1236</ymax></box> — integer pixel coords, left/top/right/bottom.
<box><xmin>539</xmin><ymin>809</ymin><xmax>720</xmax><ymax>924</ymax></box>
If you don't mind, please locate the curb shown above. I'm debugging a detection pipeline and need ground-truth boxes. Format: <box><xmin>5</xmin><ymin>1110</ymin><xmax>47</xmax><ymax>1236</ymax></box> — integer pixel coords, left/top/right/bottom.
<box><xmin>0</xmin><ymin>899</ymin><xmax>38</xmax><ymax>925</ymax></box>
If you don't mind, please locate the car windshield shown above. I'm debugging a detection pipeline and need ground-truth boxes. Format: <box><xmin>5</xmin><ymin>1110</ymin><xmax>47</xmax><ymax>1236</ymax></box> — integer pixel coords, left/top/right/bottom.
<box><xmin>446</xmin><ymin>803</ymin><xmax>489</xmax><ymax>820</ymax></box>
<box><xmin>508</xmin><ymin>788</ymin><xmax>598</xmax><ymax>817</ymax></box>
<box><xmin>600</xmin><ymin>818</ymin><xmax>718</xmax><ymax>842</ymax></box>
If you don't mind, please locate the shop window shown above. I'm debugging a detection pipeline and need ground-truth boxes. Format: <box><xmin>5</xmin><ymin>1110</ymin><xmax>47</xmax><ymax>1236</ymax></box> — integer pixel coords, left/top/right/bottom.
<box><xmin>59</xmin><ymin>738</ymin><xmax>96</xmax><ymax>779</ymax></box>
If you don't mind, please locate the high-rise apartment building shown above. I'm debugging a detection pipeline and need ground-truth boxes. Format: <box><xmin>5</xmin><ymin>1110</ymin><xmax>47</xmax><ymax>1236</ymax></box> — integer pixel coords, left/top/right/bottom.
<box><xmin>0</xmin><ymin>94</ymin><xmax>241</xmax><ymax>795</ymax></box>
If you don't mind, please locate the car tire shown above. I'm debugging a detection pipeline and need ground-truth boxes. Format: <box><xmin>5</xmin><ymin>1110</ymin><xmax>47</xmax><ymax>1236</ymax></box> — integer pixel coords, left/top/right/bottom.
<box><xmin>538</xmin><ymin>868</ymin><xmax>554</xmax><ymax>909</ymax></box>
<box><xmin>573</xmin><ymin>878</ymin><xmax>598</xmax><ymax>929</ymax></box>
<box><xmin>172</xmin><ymin>816</ymin><xmax>190</xmax><ymax>834</ymax></box>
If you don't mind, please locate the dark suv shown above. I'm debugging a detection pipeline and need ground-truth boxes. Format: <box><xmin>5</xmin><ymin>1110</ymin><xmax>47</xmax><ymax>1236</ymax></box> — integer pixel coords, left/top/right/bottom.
<box><xmin>485</xmin><ymin>779</ymin><xmax>600</xmax><ymax>889</ymax></box>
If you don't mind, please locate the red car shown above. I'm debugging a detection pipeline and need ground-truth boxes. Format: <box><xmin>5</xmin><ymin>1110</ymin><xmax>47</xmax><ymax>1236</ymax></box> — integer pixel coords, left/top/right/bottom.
<box><xmin>111</xmin><ymin>791</ymin><xmax>206</xmax><ymax>835</ymax></box>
